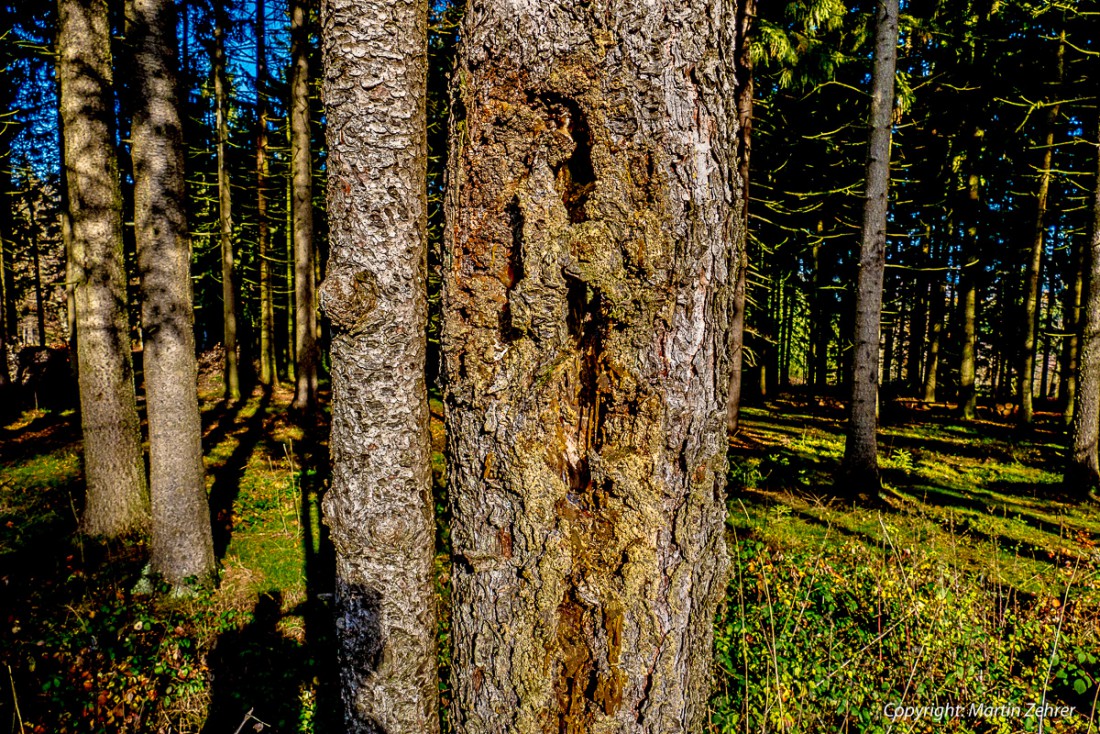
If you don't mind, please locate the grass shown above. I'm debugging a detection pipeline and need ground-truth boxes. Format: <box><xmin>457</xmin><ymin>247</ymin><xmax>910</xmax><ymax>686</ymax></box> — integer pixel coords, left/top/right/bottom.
<box><xmin>1</xmin><ymin>389</ymin><xmax>1098</xmax><ymax>733</ymax></box>
<box><xmin>713</xmin><ymin>399</ymin><xmax>1100</xmax><ymax>733</ymax></box>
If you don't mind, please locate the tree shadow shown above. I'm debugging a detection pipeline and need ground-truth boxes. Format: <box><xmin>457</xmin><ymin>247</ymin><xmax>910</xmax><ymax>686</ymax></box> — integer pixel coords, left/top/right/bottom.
<box><xmin>202</xmin><ymin>591</ymin><xmax>306</xmax><ymax>734</ymax></box>
<box><xmin>208</xmin><ymin>393</ymin><xmax>272</xmax><ymax>559</ymax></box>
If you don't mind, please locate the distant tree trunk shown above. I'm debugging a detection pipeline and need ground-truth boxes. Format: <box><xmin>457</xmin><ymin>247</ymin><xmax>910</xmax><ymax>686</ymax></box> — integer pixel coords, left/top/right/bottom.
<box><xmin>59</xmin><ymin>0</ymin><xmax>149</xmax><ymax>536</ymax></box>
<box><xmin>23</xmin><ymin>192</ymin><xmax>47</xmax><ymax>346</ymax></box>
<box><xmin>318</xmin><ymin>0</ymin><xmax>439</xmax><ymax>729</ymax></box>
<box><xmin>1020</xmin><ymin>32</ymin><xmax>1063</xmax><ymax>424</ymax></box>
<box><xmin>1040</xmin><ymin>256</ymin><xmax>1056</xmax><ymax>401</ymax></box>
<box><xmin>0</xmin><ymin>174</ymin><xmax>10</xmax><ymax>386</ymax></box>
<box><xmin>1062</xmin><ymin>235</ymin><xmax>1085</xmax><ymax>424</ymax></box>
<box><xmin>443</xmin><ymin>0</ymin><xmax>737</xmax><ymax>730</ymax></box>
<box><xmin>1066</xmin><ymin>114</ymin><xmax>1100</xmax><ymax>498</ymax></box>
<box><xmin>727</xmin><ymin>0</ymin><xmax>754</xmax><ymax>435</ymax></box>
<box><xmin>214</xmin><ymin>0</ymin><xmax>239</xmax><ymax>401</ymax></box>
<box><xmin>840</xmin><ymin>0</ymin><xmax>899</xmax><ymax>494</ymax></box>
<box><xmin>290</xmin><ymin>0</ymin><xmax>317</xmax><ymax>410</ymax></box>
<box><xmin>923</xmin><ymin>265</ymin><xmax>945</xmax><ymax>403</ymax></box>
<box><xmin>256</xmin><ymin>0</ymin><xmax>276</xmax><ymax>388</ymax></box>
<box><xmin>959</xmin><ymin>131</ymin><xmax>982</xmax><ymax>421</ymax></box>
<box><xmin>127</xmin><ymin>0</ymin><xmax>215</xmax><ymax>584</ymax></box>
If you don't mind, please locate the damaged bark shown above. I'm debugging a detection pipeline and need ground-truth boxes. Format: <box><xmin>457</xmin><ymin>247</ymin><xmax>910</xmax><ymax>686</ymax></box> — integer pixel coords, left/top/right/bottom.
<box><xmin>442</xmin><ymin>1</ymin><xmax>741</xmax><ymax>731</ymax></box>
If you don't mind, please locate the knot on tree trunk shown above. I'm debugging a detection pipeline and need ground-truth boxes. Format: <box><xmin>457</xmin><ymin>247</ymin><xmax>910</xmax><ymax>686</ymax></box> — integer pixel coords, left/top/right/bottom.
<box><xmin>319</xmin><ymin>265</ymin><xmax>379</xmax><ymax>335</ymax></box>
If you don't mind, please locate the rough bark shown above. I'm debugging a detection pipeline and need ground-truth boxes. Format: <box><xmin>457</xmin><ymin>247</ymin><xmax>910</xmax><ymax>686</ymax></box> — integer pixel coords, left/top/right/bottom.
<box><xmin>318</xmin><ymin>0</ymin><xmax>440</xmax><ymax>731</ymax></box>
<box><xmin>442</xmin><ymin>0</ymin><xmax>739</xmax><ymax>731</ymax></box>
<box><xmin>727</xmin><ymin>0</ymin><xmax>754</xmax><ymax>436</ymax></box>
<box><xmin>1020</xmin><ymin>32</ymin><xmax>1063</xmax><ymax>424</ymax></box>
<box><xmin>214</xmin><ymin>0</ymin><xmax>239</xmax><ymax>402</ymax></box>
<box><xmin>23</xmin><ymin>192</ymin><xmax>46</xmax><ymax>346</ymax></box>
<box><xmin>840</xmin><ymin>0</ymin><xmax>899</xmax><ymax>495</ymax></box>
<box><xmin>127</xmin><ymin>0</ymin><xmax>215</xmax><ymax>584</ymax></box>
<box><xmin>1066</xmin><ymin>114</ymin><xmax>1100</xmax><ymax>499</ymax></box>
<box><xmin>256</xmin><ymin>0</ymin><xmax>276</xmax><ymax>388</ymax></box>
<box><xmin>290</xmin><ymin>0</ymin><xmax>317</xmax><ymax>410</ymax></box>
<box><xmin>58</xmin><ymin>0</ymin><xmax>149</xmax><ymax>536</ymax></box>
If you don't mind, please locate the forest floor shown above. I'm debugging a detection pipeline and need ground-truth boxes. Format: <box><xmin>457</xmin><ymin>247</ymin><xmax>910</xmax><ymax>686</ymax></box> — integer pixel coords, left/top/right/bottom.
<box><xmin>1</xmin><ymin>386</ymin><xmax>1098</xmax><ymax>733</ymax></box>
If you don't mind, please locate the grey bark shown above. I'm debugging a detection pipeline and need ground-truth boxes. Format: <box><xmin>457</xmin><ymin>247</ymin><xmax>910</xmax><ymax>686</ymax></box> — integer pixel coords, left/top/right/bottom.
<box><xmin>214</xmin><ymin>0</ymin><xmax>240</xmax><ymax>401</ymax></box>
<box><xmin>1067</xmin><ymin>114</ymin><xmax>1100</xmax><ymax>498</ymax></box>
<box><xmin>318</xmin><ymin>0</ymin><xmax>440</xmax><ymax>731</ymax></box>
<box><xmin>58</xmin><ymin>0</ymin><xmax>149</xmax><ymax>536</ymax></box>
<box><xmin>290</xmin><ymin>0</ymin><xmax>317</xmax><ymax>410</ymax></box>
<box><xmin>127</xmin><ymin>0</ymin><xmax>215</xmax><ymax>585</ymax></box>
<box><xmin>442</xmin><ymin>0</ymin><xmax>739</xmax><ymax>731</ymax></box>
<box><xmin>840</xmin><ymin>0</ymin><xmax>899</xmax><ymax>494</ymax></box>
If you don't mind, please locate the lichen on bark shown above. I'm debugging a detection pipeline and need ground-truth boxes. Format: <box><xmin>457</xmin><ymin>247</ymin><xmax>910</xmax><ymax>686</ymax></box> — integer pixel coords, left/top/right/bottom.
<box><xmin>443</xmin><ymin>1</ymin><xmax>742</xmax><ymax>731</ymax></box>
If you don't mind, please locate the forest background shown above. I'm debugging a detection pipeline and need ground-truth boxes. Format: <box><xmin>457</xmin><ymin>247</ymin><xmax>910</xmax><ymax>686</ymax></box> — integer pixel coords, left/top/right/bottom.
<box><xmin>1</xmin><ymin>0</ymin><xmax>1100</xmax><ymax>732</ymax></box>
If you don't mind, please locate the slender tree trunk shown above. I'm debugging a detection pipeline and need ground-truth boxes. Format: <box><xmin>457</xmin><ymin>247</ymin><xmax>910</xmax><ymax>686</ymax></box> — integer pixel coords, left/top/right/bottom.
<box><xmin>1040</xmin><ymin>255</ymin><xmax>1056</xmax><ymax>401</ymax></box>
<box><xmin>58</xmin><ymin>0</ymin><xmax>149</xmax><ymax>536</ymax></box>
<box><xmin>923</xmin><ymin>258</ymin><xmax>945</xmax><ymax>403</ymax></box>
<box><xmin>959</xmin><ymin>131</ymin><xmax>982</xmax><ymax>421</ymax></box>
<box><xmin>23</xmin><ymin>192</ymin><xmax>47</xmax><ymax>346</ymax></box>
<box><xmin>290</xmin><ymin>0</ymin><xmax>317</xmax><ymax>410</ymax></box>
<box><xmin>1066</xmin><ymin>114</ymin><xmax>1100</xmax><ymax>499</ymax></box>
<box><xmin>1062</xmin><ymin>234</ymin><xmax>1085</xmax><ymax>423</ymax></box>
<box><xmin>0</xmin><ymin>169</ymin><xmax>10</xmax><ymax>386</ymax></box>
<box><xmin>840</xmin><ymin>0</ymin><xmax>899</xmax><ymax>494</ymax></box>
<box><xmin>1020</xmin><ymin>32</ymin><xmax>1063</xmax><ymax>424</ymax></box>
<box><xmin>285</xmin><ymin>169</ymin><xmax>297</xmax><ymax>382</ymax></box>
<box><xmin>127</xmin><ymin>0</ymin><xmax>215</xmax><ymax>585</ymax></box>
<box><xmin>213</xmin><ymin>0</ymin><xmax>239</xmax><ymax>401</ymax></box>
<box><xmin>318</xmin><ymin>0</ymin><xmax>439</xmax><ymax>729</ymax></box>
<box><xmin>443</xmin><ymin>0</ymin><xmax>737</xmax><ymax>730</ymax></box>
<box><xmin>727</xmin><ymin>0</ymin><xmax>754</xmax><ymax>435</ymax></box>
<box><xmin>256</xmin><ymin>0</ymin><xmax>276</xmax><ymax>388</ymax></box>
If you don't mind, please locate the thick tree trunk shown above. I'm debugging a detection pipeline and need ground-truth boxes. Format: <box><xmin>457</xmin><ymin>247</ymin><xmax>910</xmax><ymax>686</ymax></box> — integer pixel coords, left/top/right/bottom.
<box><xmin>840</xmin><ymin>0</ymin><xmax>899</xmax><ymax>494</ymax></box>
<box><xmin>1066</xmin><ymin>115</ymin><xmax>1100</xmax><ymax>499</ymax></box>
<box><xmin>55</xmin><ymin>54</ymin><xmax>78</xmax><ymax>366</ymax></box>
<box><xmin>127</xmin><ymin>0</ymin><xmax>215</xmax><ymax>585</ymax></box>
<box><xmin>318</xmin><ymin>0</ymin><xmax>440</xmax><ymax>731</ymax></box>
<box><xmin>442</xmin><ymin>0</ymin><xmax>739</xmax><ymax>731</ymax></box>
<box><xmin>290</xmin><ymin>0</ymin><xmax>317</xmax><ymax>410</ymax></box>
<box><xmin>58</xmin><ymin>0</ymin><xmax>149</xmax><ymax>537</ymax></box>
<box><xmin>214</xmin><ymin>0</ymin><xmax>239</xmax><ymax>401</ymax></box>
<box><xmin>256</xmin><ymin>0</ymin><xmax>276</xmax><ymax>388</ymax></box>
<box><xmin>1020</xmin><ymin>32</ymin><xmax>1063</xmax><ymax>424</ymax></box>
<box><xmin>727</xmin><ymin>0</ymin><xmax>754</xmax><ymax>435</ymax></box>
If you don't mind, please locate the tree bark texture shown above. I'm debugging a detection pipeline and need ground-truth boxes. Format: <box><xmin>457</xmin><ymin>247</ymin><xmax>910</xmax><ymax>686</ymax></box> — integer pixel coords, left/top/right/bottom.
<box><xmin>442</xmin><ymin>0</ymin><xmax>740</xmax><ymax>731</ymax></box>
<box><xmin>1067</xmin><ymin>115</ymin><xmax>1100</xmax><ymax>497</ymax></box>
<box><xmin>726</xmin><ymin>0</ymin><xmax>753</xmax><ymax>436</ymax></box>
<box><xmin>128</xmin><ymin>0</ymin><xmax>215</xmax><ymax>585</ymax></box>
<box><xmin>840</xmin><ymin>0</ymin><xmax>899</xmax><ymax>494</ymax></box>
<box><xmin>58</xmin><ymin>0</ymin><xmax>149</xmax><ymax>537</ymax></box>
<box><xmin>1020</xmin><ymin>32</ymin><xmax>1063</xmax><ymax>424</ymax></box>
<box><xmin>214</xmin><ymin>0</ymin><xmax>240</xmax><ymax>401</ymax></box>
<box><xmin>318</xmin><ymin>0</ymin><xmax>440</xmax><ymax>731</ymax></box>
<box><xmin>291</xmin><ymin>0</ymin><xmax>318</xmax><ymax>410</ymax></box>
<box><xmin>1061</xmin><ymin>234</ymin><xmax>1085</xmax><ymax>424</ymax></box>
<box><xmin>257</xmin><ymin>0</ymin><xmax>276</xmax><ymax>388</ymax></box>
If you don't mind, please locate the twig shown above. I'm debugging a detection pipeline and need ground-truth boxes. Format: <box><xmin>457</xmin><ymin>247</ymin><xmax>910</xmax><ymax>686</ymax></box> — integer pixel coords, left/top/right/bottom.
<box><xmin>1038</xmin><ymin>558</ymin><xmax>1079</xmax><ymax>734</ymax></box>
<box><xmin>8</xmin><ymin>664</ymin><xmax>25</xmax><ymax>734</ymax></box>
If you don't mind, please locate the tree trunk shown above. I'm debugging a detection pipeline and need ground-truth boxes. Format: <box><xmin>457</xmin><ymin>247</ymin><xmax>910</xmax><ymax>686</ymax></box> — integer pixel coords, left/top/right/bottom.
<box><xmin>840</xmin><ymin>0</ymin><xmax>899</xmax><ymax>494</ymax></box>
<box><xmin>727</xmin><ymin>0</ymin><xmax>754</xmax><ymax>435</ymax></box>
<box><xmin>55</xmin><ymin>48</ymin><xmax>78</xmax><ymax>367</ymax></box>
<box><xmin>214</xmin><ymin>0</ymin><xmax>239</xmax><ymax>401</ymax></box>
<box><xmin>922</xmin><ymin>256</ymin><xmax>945</xmax><ymax>403</ymax></box>
<box><xmin>256</xmin><ymin>0</ymin><xmax>276</xmax><ymax>388</ymax></box>
<box><xmin>319</xmin><ymin>0</ymin><xmax>440</xmax><ymax>730</ymax></box>
<box><xmin>23</xmin><ymin>192</ymin><xmax>47</xmax><ymax>346</ymax></box>
<box><xmin>1062</xmin><ymin>234</ymin><xmax>1085</xmax><ymax>424</ymax></box>
<box><xmin>1020</xmin><ymin>32</ymin><xmax>1063</xmax><ymax>424</ymax></box>
<box><xmin>127</xmin><ymin>0</ymin><xmax>215</xmax><ymax>585</ymax></box>
<box><xmin>959</xmin><ymin>130</ymin><xmax>982</xmax><ymax>421</ymax></box>
<box><xmin>58</xmin><ymin>0</ymin><xmax>149</xmax><ymax>537</ymax></box>
<box><xmin>285</xmin><ymin>169</ymin><xmax>297</xmax><ymax>383</ymax></box>
<box><xmin>1066</xmin><ymin>114</ymin><xmax>1100</xmax><ymax>499</ymax></box>
<box><xmin>290</xmin><ymin>0</ymin><xmax>317</xmax><ymax>410</ymax></box>
<box><xmin>1040</xmin><ymin>253</ymin><xmax>1056</xmax><ymax>402</ymax></box>
<box><xmin>442</xmin><ymin>0</ymin><xmax>738</xmax><ymax>730</ymax></box>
